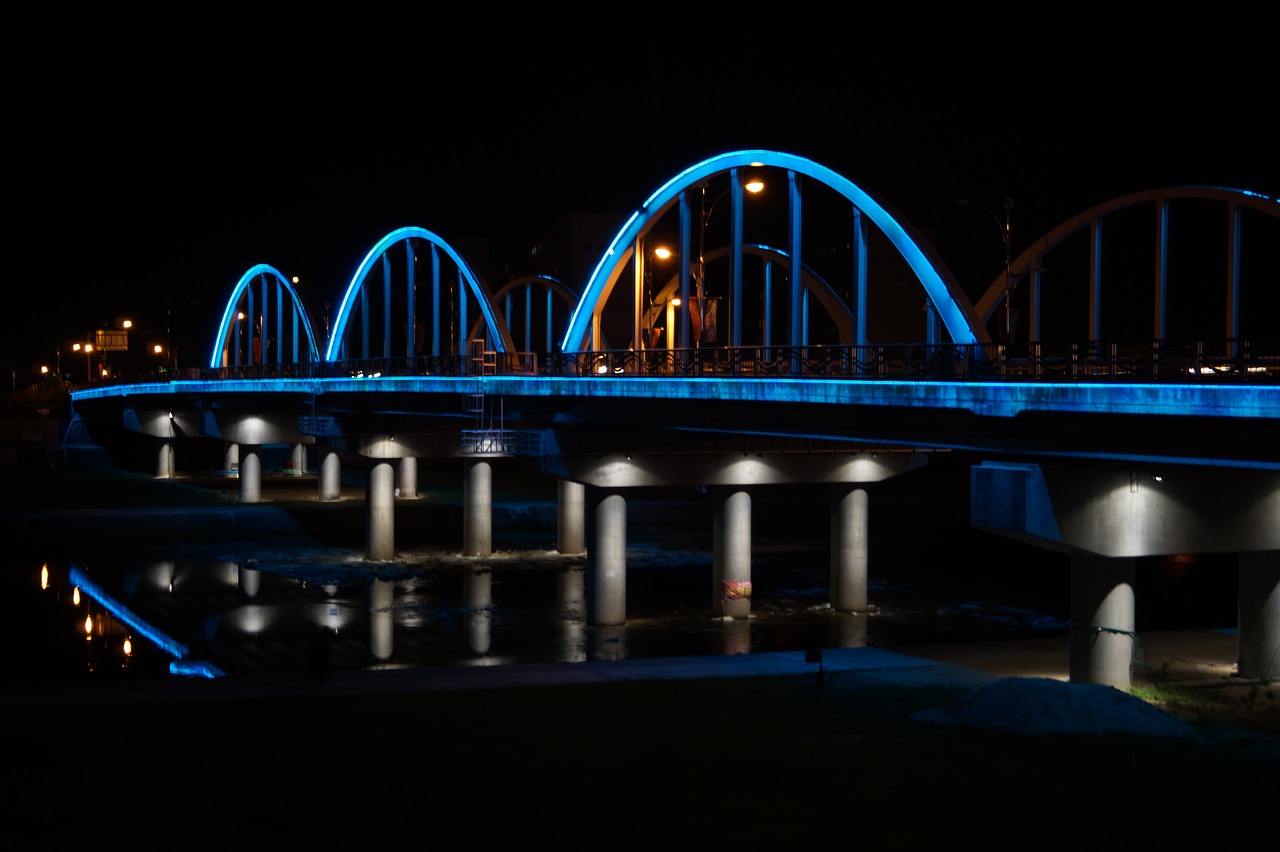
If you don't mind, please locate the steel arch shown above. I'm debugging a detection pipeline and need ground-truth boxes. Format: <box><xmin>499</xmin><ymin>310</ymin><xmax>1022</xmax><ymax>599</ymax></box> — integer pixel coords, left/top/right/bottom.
<box><xmin>325</xmin><ymin>226</ymin><xmax>513</xmax><ymax>362</ymax></box>
<box><xmin>560</xmin><ymin>149</ymin><xmax>983</xmax><ymax>352</ymax></box>
<box><xmin>209</xmin><ymin>264</ymin><xmax>321</xmax><ymax>369</ymax></box>
<box><xmin>474</xmin><ymin>274</ymin><xmax>578</xmax><ymax>355</ymax></box>
<box><xmin>980</xmin><ymin>186</ymin><xmax>1279</xmax><ymax>341</ymax></box>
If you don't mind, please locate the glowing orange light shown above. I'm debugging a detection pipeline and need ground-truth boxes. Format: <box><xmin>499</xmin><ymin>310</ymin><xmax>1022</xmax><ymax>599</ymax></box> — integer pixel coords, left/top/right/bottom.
<box><xmin>41</xmin><ymin>564</ymin><xmax>48</xmax><ymax>590</ymax></box>
<box><xmin>123</xmin><ymin>637</ymin><xmax>132</xmax><ymax>656</ymax></box>
<box><xmin>73</xmin><ymin>587</ymin><xmax>80</xmax><ymax>606</ymax></box>
<box><xmin>84</xmin><ymin>614</ymin><xmax>93</xmax><ymax>635</ymax></box>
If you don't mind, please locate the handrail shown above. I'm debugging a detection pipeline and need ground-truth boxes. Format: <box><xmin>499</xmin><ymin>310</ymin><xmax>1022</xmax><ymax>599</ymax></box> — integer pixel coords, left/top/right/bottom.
<box><xmin>75</xmin><ymin>339</ymin><xmax>1280</xmax><ymax>388</ymax></box>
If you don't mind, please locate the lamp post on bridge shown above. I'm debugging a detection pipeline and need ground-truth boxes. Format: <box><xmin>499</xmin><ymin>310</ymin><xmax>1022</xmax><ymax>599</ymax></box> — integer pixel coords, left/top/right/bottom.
<box><xmin>956</xmin><ymin>196</ymin><xmax>1015</xmax><ymax>343</ymax></box>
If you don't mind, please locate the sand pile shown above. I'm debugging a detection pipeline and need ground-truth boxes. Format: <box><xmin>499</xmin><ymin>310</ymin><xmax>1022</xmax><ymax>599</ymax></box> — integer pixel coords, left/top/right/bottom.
<box><xmin>913</xmin><ymin>677</ymin><xmax>1195</xmax><ymax>738</ymax></box>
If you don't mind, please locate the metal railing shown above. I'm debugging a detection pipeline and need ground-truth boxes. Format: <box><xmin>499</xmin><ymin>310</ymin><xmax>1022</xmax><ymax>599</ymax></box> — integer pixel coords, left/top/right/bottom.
<box><xmin>77</xmin><ymin>339</ymin><xmax>1279</xmax><ymax>388</ymax></box>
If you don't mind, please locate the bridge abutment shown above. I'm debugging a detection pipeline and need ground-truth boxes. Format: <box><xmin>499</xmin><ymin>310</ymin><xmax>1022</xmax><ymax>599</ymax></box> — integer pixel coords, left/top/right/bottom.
<box><xmin>1239</xmin><ymin>551</ymin><xmax>1280</xmax><ymax>679</ymax></box>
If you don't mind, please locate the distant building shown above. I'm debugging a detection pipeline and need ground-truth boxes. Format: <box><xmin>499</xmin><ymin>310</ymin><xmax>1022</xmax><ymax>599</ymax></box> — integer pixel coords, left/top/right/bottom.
<box><xmin>502</xmin><ymin>212</ymin><xmax>623</xmax><ymax>297</ymax></box>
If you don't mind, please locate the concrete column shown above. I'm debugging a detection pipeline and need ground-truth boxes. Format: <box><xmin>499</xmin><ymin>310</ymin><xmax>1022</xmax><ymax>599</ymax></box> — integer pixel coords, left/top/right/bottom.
<box><xmin>369</xmin><ymin>577</ymin><xmax>394</xmax><ymax>661</ymax></box>
<box><xmin>238</xmin><ymin>565</ymin><xmax>260</xmax><ymax>598</ymax></box>
<box><xmin>224</xmin><ymin>443</ymin><xmax>239</xmax><ymax>477</ymax></box>
<box><xmin>318</xmin><ymin>448</ymin><xmax>342</xmax><ymax>501</ymax></box>
<box><xmin>1069</xmin><ymin>555</ymin><xmax>1135</xmax><ymax>688</ymax></box>
<box><xmin>712</xmin><ymin>486</ymin><xmax>752</xmax><ymax>620</ymax></box>
<box><xmin>366</xmin><ymin>459</ymin><xmax>395</xmax><ymax>561</ymax></box>
<box><xmin>557</xmin><ymin>478</ymin><xmax>586</xmax><ymax>555</ymax></box>
<box><xmin>1238</xmin><ymin>550</ymin><xmax>1280</xmax><ymax>679</ymax></box>
<box><xmin>156</xmin><ymin>440</ymin><xmax>174</xmax><ymax>480</ymax></box>
<box><xmin>398</xmin><ymin>457</ymin><xmax>417</xmax><ymax>499</ymax></box>
<box><xmin>585</xmin><ymin>486</ymin><xmax>627</xmax><ymax>627</ymax></box>
<box><xmin>238</xmin><ymin>445</ymin><xmax>261</xmax><ymax>504</ymax></box>
<box><xmin>289</xmin><ymin>443</ymin><xmax>307</xmax><ymax>476</ymax></box>
<box><xmin>463</xmin><ymin>459</ymin><xmax>492</xmax><ymax>556</ymax></box>
<box><xmin>830</xmin><ymin>485</ymin><xmax>869</xmax><ymax>612</ymax></box>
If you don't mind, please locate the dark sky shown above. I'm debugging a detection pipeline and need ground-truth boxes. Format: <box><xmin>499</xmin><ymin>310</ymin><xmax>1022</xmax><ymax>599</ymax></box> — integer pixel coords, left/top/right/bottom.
<box><xmin>9</xmin><ymin>10</ymin><xmax>1274</xmax><ymax>373</ymax></box>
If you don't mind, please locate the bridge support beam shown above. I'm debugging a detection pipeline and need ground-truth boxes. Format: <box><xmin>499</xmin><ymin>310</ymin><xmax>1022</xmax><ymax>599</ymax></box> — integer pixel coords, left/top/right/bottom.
<box><xmin>712</xmin><ymin>486</ymin><xmax>752</xmax><ymax>620</ymax></box>
<box><xmin>586</xmin><ymin>486</ymin><xmax>627</xmax><ymax>627</ymax></box>
<box><xmin>1068</xmin><ymin>556</ymin><xmax>1135</xmax><ymax>688</ymax></box>
<box><xmin>318</xmin><ymin>448</ymin><xmax>342</xmax><ymax>501</ymax></box>
<box><xmin>238</xmin><ymin>446</ymin><xmax>261</xmax><ymax>503</ymax></box>
<box><xmin>1239</xmin><ymin>551</ymin><xmax>1280</xmax><ymax>679</ymax></box>
<box><xmin>225</xmin><ymin>444</ymin><xmax>239</xmax><ymax>478</ymax></box>
<box><xmin>830</xmin><ymin>485</ymin><xmax>869</xmax><ymax>612</ymax></box>
<box><xmin>366</xmin><ymin>459</ymin><xmax>395</xmax><ymax>561</ymax></box>
<box><xmin>557</xmin><ymin>479</ymin><xmax>585</xmax><ymax>555</ymax></box>
<box><xmin>398</xmin><ymin>457</ymin><xmax>418</xmax><ymax>499</ymax></box>
<box><xmin>463</xmin><ymin>459</ymin><xmax>492</xmax><ymax>556</ymax></box>
<box><xmin>156</xmin><ymin>440</ymin><xmax>174</xmax><ymax>480</ymax></box>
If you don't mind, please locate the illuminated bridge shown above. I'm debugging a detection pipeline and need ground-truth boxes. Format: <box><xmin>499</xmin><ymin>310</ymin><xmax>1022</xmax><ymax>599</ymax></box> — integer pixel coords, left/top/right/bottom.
<box><xmin>68</xmin><ymin>151</ymin><xmax>1280</xmax><ymax>689</ymax></box>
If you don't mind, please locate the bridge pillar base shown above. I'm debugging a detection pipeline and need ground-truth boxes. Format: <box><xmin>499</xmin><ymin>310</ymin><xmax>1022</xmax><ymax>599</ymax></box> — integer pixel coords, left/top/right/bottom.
<box><xmin>398</xmin><ymin>457</ymin><xmax>417</xmax><ymax>499</ymax></box>
<box><xmin>1239</xmin><ymin>551</ymin><xmax>1280</xmax><ymax>679</ymax></box>
<box><xmin>238</xmin><ymin>446</ymin><xmax>261</xmax><ymax>504</ymax></box>
<box><xmin>557</xmin><ymin>479</ymin><xmax>586</xmax><ymax>555</ymax></box>
<box><xmin>318</xmin><ymin>449</ymin><xmax>342</xmax><ymax>501</ymax></box>
<box><xmin>1069</xmin><ymin>555</ymin><xmax>1135</xmax><ymax>688</ymax></box>
<box><xmin>830</xmin><ymin>485</ymin><xmax>869</xmax><ymax>612</ymax></box>
<box><xmin>463</xmin><ymin>459</ymin><xmax>492</xmax><ymax>556</ymax></box>
<box><xmin>224</xmin><ymin>443</ymin><xmax>238</xmax><ymax>478</ymax></box>
<box><xmin>586</xmin><ymin>487</ymin><xmax>627</xmax><ymax>627</ymax></box>
<box><xmin>713</xmin><ymin>486</ymin><xmax>752</xmax><ymax>620</ymax></box>
<box><xmin>366</xmin><ymin>459</ymin><xmax>395</xmax><ymax>561</ymax></box>
<box><xmin>156</xmin><ymin>440</ymin><xmax>174</xmax><ymax>480</ymax></box>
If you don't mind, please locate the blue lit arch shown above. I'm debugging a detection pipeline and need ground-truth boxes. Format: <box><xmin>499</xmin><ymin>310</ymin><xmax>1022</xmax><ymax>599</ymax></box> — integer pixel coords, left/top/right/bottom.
<box><xmin>209</xmin><ymin>264</ymin><xmax>321</xmax><ymax>369</ymax></box>
<box><xmin>325</xmin><ymin>226</ymin><xmax>513</xmax><ymax>362</ymax></box>
<box><xmin>560</xmin><ymin>149</ymin><xmax>983</xmax><ymax>352</ymax></box>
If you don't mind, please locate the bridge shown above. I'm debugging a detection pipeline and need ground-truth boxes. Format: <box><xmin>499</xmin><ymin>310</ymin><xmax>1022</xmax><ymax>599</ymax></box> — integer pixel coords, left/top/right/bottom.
<box><xmin>67</xmin><ymin>150</ymin><xmax>1280</xmax><ymax>690</ymax></box>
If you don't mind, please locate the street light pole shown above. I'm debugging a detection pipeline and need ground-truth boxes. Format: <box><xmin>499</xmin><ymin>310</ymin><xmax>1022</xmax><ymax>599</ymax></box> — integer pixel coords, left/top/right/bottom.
<box><xmin>956</xmin><ymin>196</ymin><xmax>1015</xmax><ymax>342</ymax></box>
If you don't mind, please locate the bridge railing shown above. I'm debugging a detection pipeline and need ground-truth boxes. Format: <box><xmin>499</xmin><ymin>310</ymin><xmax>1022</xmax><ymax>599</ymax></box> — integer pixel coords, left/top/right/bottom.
<box><xmin>554</xmin><ymin>340</ymin><xmax>1279</xmax><ymax>383</ymax></box>
<box><xmin>76</xmin><ymin>340</ymin><xmax>1279</xmax><ymax>388</ymax></box>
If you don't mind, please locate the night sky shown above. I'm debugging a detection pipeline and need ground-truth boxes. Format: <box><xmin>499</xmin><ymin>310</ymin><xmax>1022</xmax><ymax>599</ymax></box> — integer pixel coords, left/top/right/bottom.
<box><xmin>9</xmin><ymin>10</ymin><xmax>1274</xmax><ymax>376</ymax></box>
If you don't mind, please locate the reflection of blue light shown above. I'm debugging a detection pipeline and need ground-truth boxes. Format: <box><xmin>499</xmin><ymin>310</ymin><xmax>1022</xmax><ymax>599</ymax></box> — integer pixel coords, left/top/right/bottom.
<box><xmin>69</xmin><ymin>565</ymin><xmax>189</xmax><ymax>659</ymax></box>
<box><xmin>170</xmin><ymin>660</ymin><xmax>226</xmax><ymax>679</ymax></box>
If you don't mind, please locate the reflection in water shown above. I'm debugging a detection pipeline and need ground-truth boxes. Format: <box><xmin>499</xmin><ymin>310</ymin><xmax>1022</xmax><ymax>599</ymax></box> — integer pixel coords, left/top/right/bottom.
<box><xmin>370</xmin><ymin>578</ymin><xmax>394</xmax><ymax>661</ymax></box>
<box><xmin>464</xmin><ymin>568</ymin><xmax>492</xmax><ymax>657</ymax></box>
<box><xmin>22</xmin><ymin>535</ymin><xmax>1077</xmax><ymax>689</ymax></box>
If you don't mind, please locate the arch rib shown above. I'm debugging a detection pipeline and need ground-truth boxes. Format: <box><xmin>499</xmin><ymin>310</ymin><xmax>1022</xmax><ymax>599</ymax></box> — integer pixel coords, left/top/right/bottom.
<box><xmin>325</xmin><ymin>226</ymin><xmax>512</xmax><ymax>362</ymax></box>
<box><xmin>209</xmin><ymin>264</ymin><xmax>321</xmax><ymax>369</ymax></box>
<box><xmin>560</xmin><ymin>150</ymin><xmax>982</xmax><ymax>352</ymax></box>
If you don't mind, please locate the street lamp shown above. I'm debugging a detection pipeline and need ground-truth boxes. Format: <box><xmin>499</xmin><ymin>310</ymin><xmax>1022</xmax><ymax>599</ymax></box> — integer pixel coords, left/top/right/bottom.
<box><xmin>956</xmin><ymin>196</ymin><xmax>1015</xmax><ymax>343</ymax></box>
<box><xmin>695</xmin><ymin>176</ymin><xmax>764</xmax><ymax>348</ymax></box>
<box><xmin>73</xmin><ymin>342</ymin><xmax>94</xmax><ymax>382</ymax></box>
